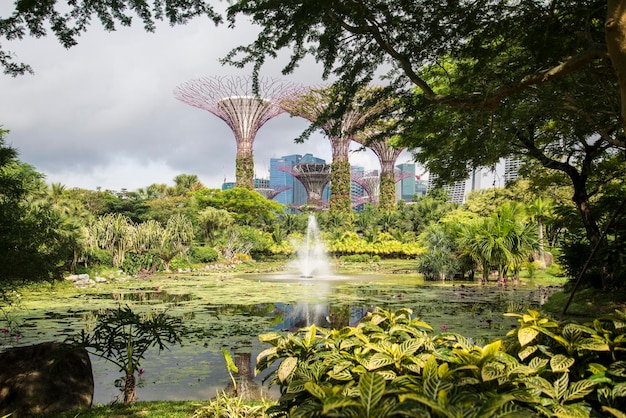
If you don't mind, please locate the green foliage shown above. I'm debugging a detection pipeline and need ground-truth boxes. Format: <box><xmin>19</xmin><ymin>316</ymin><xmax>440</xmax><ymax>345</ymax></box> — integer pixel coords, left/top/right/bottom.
<box><xmin>0</xmin><ymin>131</ymin><xmax>76</xmax><ymax>281</ymax></box>
<box><xmin>256</xmin><ymin>307</ymin><xmax>626</xmax><ymax>417</ymax></box>
<box><xmin>193</xmin><ymin>188</ymin><xmax>284</xmax><ymax>230</ymax></box>
<box><xmin>329</xmin><ymin>160</ymin><xmax>353</xmax><ymax>222</ymax></box>
<box><xmin>235</xmin><ymin>155</ymin><xmax>255</xmax><ymax>190</ymax></box>
<box><xmin>379</xmin><ymin>172</ymin><xmax>397</xmax><ymax>211</ymax></box>
<box><xmin>221</xmin><ymin>348</ymin><xmax>239</xmax><ymax>394</ymax></box>
<box><xmin>192</xmin><ymin>392</ymin><xmax>273</xmax><ymax>418</ymax></box>
<box><xmin>121</xmin><ymin>252</ymin><xmax>160</xmax><ymax>275</ymax></box>
<box><xmin>328</xmin><ymin>231</ymin><xmax>423</xmax><ymax>258</ymax></box>
<box><xmin>67</xmin><ymin>305</ymin><xmax>186</xmax><ymax>405</ymax></box>
<box><xmin>189</xmin><ymin>245</ymin><xmax>220</xmax><ymax>264</ymax></box>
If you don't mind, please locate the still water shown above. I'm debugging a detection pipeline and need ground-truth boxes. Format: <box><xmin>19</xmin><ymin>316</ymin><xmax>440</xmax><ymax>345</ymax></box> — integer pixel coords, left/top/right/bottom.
<box><xmin>1</xmin><ymin>273</ymin><xmax>561</xmax><ymax>404</ymax></box>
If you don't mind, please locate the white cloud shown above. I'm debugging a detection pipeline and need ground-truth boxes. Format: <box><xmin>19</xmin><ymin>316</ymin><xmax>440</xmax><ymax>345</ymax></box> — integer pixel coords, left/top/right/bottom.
<box><xmin>0</xmin><ymin>13</ymin><xmax>414</xmax><ymax>192</ymax></box>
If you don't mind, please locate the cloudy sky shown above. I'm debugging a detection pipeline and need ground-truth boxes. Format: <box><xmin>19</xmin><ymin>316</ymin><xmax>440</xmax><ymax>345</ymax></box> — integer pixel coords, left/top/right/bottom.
<box><xmin>0</xmin><ymin>7</ymin><xmax>416</xmax><ymax>192</ymax></box>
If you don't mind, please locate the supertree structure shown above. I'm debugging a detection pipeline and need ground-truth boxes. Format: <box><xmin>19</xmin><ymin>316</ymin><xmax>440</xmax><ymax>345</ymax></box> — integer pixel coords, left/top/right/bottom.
<box><xmin>278</xmin><ymin>163</ymin><xmax>331</xmax><ymax>210</ymax></box>
<box><xmin>351</xmin><ymin>170</ymin><xmax>380</xmax><ymax>205</ymax></box>
<box><xmin>280</xmin><ymin>86</ymin><xmax>389</xmax><ymax>219</ymax></box>
<box><xmin>173</xmin><ymin>76</ymin><xmax>298</xmax><ymax>189</ymax></box>
<box><xmin>353</xmin><ymin>122</ymin><xmax>406</xmax><ymax>210</ymax></box>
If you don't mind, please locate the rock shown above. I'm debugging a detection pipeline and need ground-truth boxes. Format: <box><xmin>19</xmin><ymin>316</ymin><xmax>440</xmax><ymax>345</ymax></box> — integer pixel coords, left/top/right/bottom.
<box><xmin>95</xmin><ymin>276</ymin><xmax>107</xmax><ymax>283</ymax></box>
<box><xmin>64</xmin><ymin>273</ymin><xmax>90</xmax><ymax>282</ymax></box>
<box><xmin>0</xmin><ymin>342</ymin><xmax>94</xmax><ymax>417</ymax></box>
<box><xmin>74</xmin><ymin>278</ymin><xmax>96</xmax><ymax>288</ymax></box>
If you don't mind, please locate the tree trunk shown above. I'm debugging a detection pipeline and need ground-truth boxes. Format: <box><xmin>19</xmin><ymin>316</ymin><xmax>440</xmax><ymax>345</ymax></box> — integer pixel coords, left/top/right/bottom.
<box><xmin>537</xmin><ymin>216</ymin><xmax>545</xmax><ymax>264</ymax></box>
<box><xmin>571</xmin><ymin>177</ymin><xmax>614</xmax><ymax>288</ymax></box>
<box><xmin>123</xmin><ymin>372</ymin><xmax>136</xmax><ymax>405</ymax></box>
<box><xmin>606</xmin><ymin>1</ymin><xmax>626</xmax><ymax>133</ymax></box>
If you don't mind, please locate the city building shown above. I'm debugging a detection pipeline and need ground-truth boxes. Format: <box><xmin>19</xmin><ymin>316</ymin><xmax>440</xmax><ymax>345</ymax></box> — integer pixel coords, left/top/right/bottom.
<box><xmin>396</xmin><ymin>163</ymin><xmax>416</xmax><ymax>202</ymax></box>
<box><xmin>427</xmin><ymin>173</ymin><xmax>471</xmax><ymax>204</ymax></box>
<box><xmin>504</xmin><ymin>156</ymin><xmax>522</xmax><ymax>184</ymax></box>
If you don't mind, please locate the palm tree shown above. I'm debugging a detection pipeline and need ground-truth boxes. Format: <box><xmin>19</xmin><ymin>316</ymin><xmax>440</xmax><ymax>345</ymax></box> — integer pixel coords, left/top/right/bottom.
<box><xmin>173</xmin><ymin>174</ymin><xmax>204</xmax><ymax>196</ymax></box>
<box><xmin>88</xmin><ymin>213</ymin><xmax>133</xmax><ymax>268</ymax></box>
<box><xmin>460</xmin><ymin>203</ymin><xmax>538</xmax><ymax>281</ymax></box>
<box><xmin>528</xmin><ymin>197</ymin><xmax>553</xmax><ymax>266</ymax></box>
<box><xmin>417</xmin><ymin>222</ymin><xmax>459</xmax><ymax>280</ymax></box>
<box><xmin>197</xmin><ymin>207</ymin><xmax>233</xmax><ymax>245</ymax></box>
<box><xmin>153</xmin><ymin>214</ymin><xmax>194</xmax><ymax>271</ymax></box>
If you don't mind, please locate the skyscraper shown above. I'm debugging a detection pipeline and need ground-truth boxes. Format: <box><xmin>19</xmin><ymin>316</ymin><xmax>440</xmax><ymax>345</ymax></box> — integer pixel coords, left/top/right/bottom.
<box><xmin>504</xmin><ymin>157</ymin><xmax>522</xmax><ymax>184</ymax></box>
<box><xmin>396</xmin><ymin>163</ymin><xmax>416</xmax><ymax>202</ymax></box>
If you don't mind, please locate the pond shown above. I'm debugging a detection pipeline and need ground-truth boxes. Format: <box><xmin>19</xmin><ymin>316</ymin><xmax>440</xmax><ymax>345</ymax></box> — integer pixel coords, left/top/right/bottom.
<box><xmin>0</xmin><ymin>271</ymin><xmax>562</xmax><ymax>404</ymax></box>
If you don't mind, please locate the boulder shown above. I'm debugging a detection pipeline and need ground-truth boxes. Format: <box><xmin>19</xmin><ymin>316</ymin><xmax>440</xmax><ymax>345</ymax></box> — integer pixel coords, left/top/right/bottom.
<box><xmin>0</xmin><ymin>342</ymin><xmax>94</xmax><ymax>417</ymax></box>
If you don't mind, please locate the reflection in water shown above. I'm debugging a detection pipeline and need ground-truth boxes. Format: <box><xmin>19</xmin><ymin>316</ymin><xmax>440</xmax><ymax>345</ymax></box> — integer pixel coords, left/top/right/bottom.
<box><xmin>8</xmin><ymin>280</ymin><xmax>564</xmax><ymax>404</ymax></box>
<box><xmin>223</xmin><ymin>351</ymin><xmax>264</xmax><ymax>401</ymax></box>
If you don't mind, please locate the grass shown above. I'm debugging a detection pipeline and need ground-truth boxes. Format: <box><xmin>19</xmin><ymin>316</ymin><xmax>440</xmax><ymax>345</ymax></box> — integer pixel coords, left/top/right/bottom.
<box><xmin>43</xmin><ymin>401</ymin><xmax>205</xmax><ymax>418</ymax></box>
<box><xmin>39</xmin><ymin>395</ymin><xmax>276</xmax><ymax>417</ymax></box>
<box><xmin>542</xmin><ymin>286</ymin><xmax>626</xmax><ymax>318</ymax></box>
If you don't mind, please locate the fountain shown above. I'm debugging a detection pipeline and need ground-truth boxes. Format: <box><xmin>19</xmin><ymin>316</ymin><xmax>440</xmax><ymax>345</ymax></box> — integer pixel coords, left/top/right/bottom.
<box><xmin>293</xmin><ymin>215</ymin><xmax>332</xmax><ymax>278</ymax></box>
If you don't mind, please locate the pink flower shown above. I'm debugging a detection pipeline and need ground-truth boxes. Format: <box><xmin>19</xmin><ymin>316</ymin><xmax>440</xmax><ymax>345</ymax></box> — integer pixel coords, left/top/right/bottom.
<box><xmin>138</xmin><ymin>368</ymin><xmax>144</xmax><ymax>376</ymax></box>
<box><xmin>441</xmin><ymin>325</ymin><xmax>448</xmax><ymax>331</ymax></box>
<box><xmin>1</xmin><ymin>329</ymin><xmax>8</xmax><ymax>334</ymax></box>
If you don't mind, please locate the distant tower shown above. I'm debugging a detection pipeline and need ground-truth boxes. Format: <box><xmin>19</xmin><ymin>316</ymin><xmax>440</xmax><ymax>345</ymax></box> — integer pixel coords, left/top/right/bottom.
<box><xmin>279</xmin><ymin>163</ymin><xmax>331</xmax><ymax>210</ymax></box>
<box><xmin>280</xmin><ymin>86</ymin><xmax>389</xmax><ymax>218</ymax></box>
<box><xmin>174</xmin><ymin>76</ymin><xmax>297</xmax><ymax>189</ymax></box>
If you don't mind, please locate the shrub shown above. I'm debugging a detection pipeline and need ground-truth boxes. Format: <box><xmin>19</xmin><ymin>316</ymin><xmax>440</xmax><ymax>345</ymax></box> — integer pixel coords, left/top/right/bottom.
<box><xmin>256</xmin><ymin>307</ymin><xmax>626</xmax><ymax>417</ymax></box>
<box><xmin>189</xmin><ymin>245</ymin><xmax>220</xmax><ymax>263</ymax></box>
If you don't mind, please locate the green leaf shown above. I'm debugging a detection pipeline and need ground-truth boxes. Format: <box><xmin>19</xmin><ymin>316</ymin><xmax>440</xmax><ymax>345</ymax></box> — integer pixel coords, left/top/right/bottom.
<box><xmin>528</xmin><ymin>357</ymin><xmax>548</xmax><ymax>370</ymax></box>
<box><xmin>475</xmin><ymin>393</ymin><xmax>516</xmax><ymax>417</ymax></box>
<box><xmin>553</xmin><ymin>372</ymin><xmax>569</xmax><ymax>401</ymax></box>
<box><xmin>399</xmin><ymin>338</ymin><xmax>425</xmax><ymax>356</ymax></box>
<box><xmin>550</xmin><ymin>354</ymin><xmax>575</xmax><ymax>372</ymax></box>
<box><xmin>481</xmin><ymin>339</ymin><xmax>502</xmax><ymax>359</ymax></box>
<box><xmin>564</xmin><ymin>379</ymin><xmax>596</xmax><ymax>401</ymax></box>
<box><xmin>304</xmin><ymin>381</ymin><xmax>327</xmax><ymax>400</ymax></box>
<box><xmin>367</xmin><ymin>353</ymin><xmax>394</xmax><ymax>370</ymax></box>
<box><xmin>376</xmin><ymin>370</ymin><xmax>397</xmax><ymax>380</ymax></box>
<box><xmin>602</xmin><ymin>406</ymin><xmax>626</xmax><ymax>418</ymax></box>
<box><xmin>398</xmin><ymin>393</ymin><xmax>455</xmax><ymax>418</ymax></box>
<box><xmin>321</xmin><ymin>396</ymin><xmax>361</xmax><ymax>415</ymax></box>
<box><xmin>613</xmin><ymin>382</ymin><xmax>626</xmax><ymax>398</ymax></box>
<box><xmin>518</xmin><ymin>327</ymin><xmax>539</xmax><ymax>346</ymax></box>
<box><xmin>609</xmin><ymin>361</ymin><xmax>626</xmax><ymax>378</ymax></box>
<box><xmin>278</xmin><ymin>356</ymin><xmax>298</xmax><ymax>383</ymax></box>
<box><xmin>256</xmin><ymin>346</ymin><xmax>277</xmax><ymax>363</ymax></box>
<box><xmin>518</xmin><ymin>345</ymin><xmax>537</xmax><ymax>360</ymax></box>
<box><xmin>359</xmin><ymin>372</ymin><xmax>386</xmax><ymax>413</ymax></box>
<box><xmin>578</xmin><ymin>338</ymin><xmax>610</xmax><ymax>351</ymax></box>
<box><xmin>258</xmin><ymin>331</ymin><xmax>283</xmax><ymax>343</ymax></box>
<box><xmin>328</xmin><ymin>369</ymin><xmax>353</xmax><ymax>381</ymax></box>
<box><xmin>221</xmin><ymin>348</ymin><xmax>238</xmax><ymax>373</ymax></box>
<box><xmin>482</xmin><ymin>363</ymin><xmax>506</xmax><ymax>382</ymax></box>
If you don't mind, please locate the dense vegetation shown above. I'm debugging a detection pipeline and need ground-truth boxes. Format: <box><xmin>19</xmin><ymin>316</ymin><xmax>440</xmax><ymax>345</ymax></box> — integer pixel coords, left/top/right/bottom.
<box><xmin>255</xmin><ymin>307</ymin><xmax>626</xmax><ymax>417</ymax></box>
<box><xmin>1</xmin><ymin>126</ymin><xmax>623</xmax><ymax>294</ymax></box>
<box><xmin>2</xmin><ymin>2</ymin><xmax>626</xmax><ymax>416</ymax></box>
